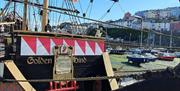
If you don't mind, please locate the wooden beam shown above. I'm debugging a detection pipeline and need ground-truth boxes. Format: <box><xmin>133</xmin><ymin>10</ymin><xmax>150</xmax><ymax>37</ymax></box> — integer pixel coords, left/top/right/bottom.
<box><xmin>13</xmin><ymin>1</ymin><xmax>16</xmax><ymax>21</ymax></box>
<box><xmin>41</xmin><ymin>0</ymin><xmax>48</xmax><ymax>32</ymax></box>
<box><xmin>4</xmin><ymin>60</ymin><xmax>36</xmax><ymax>91</ymax></box>
<box><xmin>0</xmin><ymin>22</ymin><xmax>15</xmax><ymax>25</ymax></box>
<box><xmin>12</xmin><ymin>30</ymin><xmax>105</xmax><ymax>40</ymax></box>
<box><xmin>22</xmin><ymin>0</ymin><xmax>28</xmax><ymax>31</ymax></box>
<box><xmin>102</xmin><ymin>52</ymin><xmax>119</xmax><ymax>90</ymax></box>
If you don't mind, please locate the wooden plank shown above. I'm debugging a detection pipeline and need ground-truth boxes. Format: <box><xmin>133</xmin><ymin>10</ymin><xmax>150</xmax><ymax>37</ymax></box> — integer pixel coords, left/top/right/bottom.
<box><xmin>22</xmin><ymin>0</ymin><xmax>28</xmax><ymax>31</ymax></box>
<box><xmin>12</xmin><ymin>30</ymin><xmax>105</xmax><ymax>40</ymax></box>
<box><xmin>4</xmin><ymin>60</ymin><xmax>36</xmax><ymax>91</ymax></box>
<box><xmin>103</xmin><ymin>52</ymin><xmax>119</xmax><ymax>90</ymax></box>
<box><xmin>0</xmin><ymin>22</ymin><xmax>15</xmax><ymax>25</ymax></box>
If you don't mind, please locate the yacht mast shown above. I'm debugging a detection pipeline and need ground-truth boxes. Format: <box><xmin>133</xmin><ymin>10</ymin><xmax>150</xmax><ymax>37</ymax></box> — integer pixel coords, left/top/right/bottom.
<box><xmin>41</xmin><ymin>0</ymin><xmax>48</xmax><ymax>32</ymax></box>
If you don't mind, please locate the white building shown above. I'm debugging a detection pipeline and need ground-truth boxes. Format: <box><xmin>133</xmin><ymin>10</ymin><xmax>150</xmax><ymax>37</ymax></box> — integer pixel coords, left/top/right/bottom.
<box><xmin>101</xmin><ymin>19</ymin><xmax>170</xmax><ymax>32</ymax></box>
<box><xmin>144</xmin><ymin>11</ymin><xmax>157</xmax><ymax>19</ymax></box>
<box><xmin>159</xmin><ymin>10</ymin><xmax>171</xmax><ymax>19</ymax></box>
<box><xmin>142</xmin><ymin>22</ymin><xmax>170</xmax><ymax>31</ymax></box>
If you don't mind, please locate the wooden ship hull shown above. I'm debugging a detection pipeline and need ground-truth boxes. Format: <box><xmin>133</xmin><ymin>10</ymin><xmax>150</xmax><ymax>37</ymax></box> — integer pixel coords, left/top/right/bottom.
<box><xmin>0</xmin><ymin>0</ymin><xmax>119</xmax><ymax>90</ymax></box>
<box><xmin>0</xmin><ymin>31</ymin><xmax>112</xmax><ymax>91</ymax></box>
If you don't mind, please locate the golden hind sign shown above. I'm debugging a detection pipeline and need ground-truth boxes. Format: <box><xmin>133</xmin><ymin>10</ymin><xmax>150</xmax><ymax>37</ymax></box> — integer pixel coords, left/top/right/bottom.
<box><xmin>73</xmin><ymin>57</ymin><xmax>87</xmax><ymax>64</ymax></box>
<box><xmin>27</xmin><ymin>57</ymin><xmax>53</xmax><ymax>64</ymax></box>
<box><xmin>26</xmin><ymin>44</ymin><xmax>87</xmax><ymax>64</ymax></box>
<box><xmin>26</xmin><ymin>56</ymin><xmax>87</xmax><ymax>65</ymax></box>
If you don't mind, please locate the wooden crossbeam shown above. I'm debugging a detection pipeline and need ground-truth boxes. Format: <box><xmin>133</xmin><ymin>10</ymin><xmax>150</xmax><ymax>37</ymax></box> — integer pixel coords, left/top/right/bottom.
<box><xmin>4</xmin><ymin>60</ymin><xmax>36</xmax><ymax>91</ymax></box>
<box><xmin>0</xmin><ymin>22</ymin><xmax>15</xmax><ymax>25</ymax></box>
<box><xmin>102</xmin><ymin>52</ymin><xmax>119</xmax><ymax>90</ymax></box>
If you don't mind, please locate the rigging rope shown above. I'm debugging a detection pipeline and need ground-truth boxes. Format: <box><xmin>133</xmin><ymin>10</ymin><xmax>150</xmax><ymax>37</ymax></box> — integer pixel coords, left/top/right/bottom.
<box><xmin>84</xmin><ymin>0</ymin><xmax>93</xmax><ymax>17</ymax></box>
<box><xmin>118</xmin><ymin>2</ymin><xmax>126</xmax><ymax>14</ymax></box>
<box><xmin>65</xmin><ymin>0</ymin><xmax>73</xmax><ymax>23</ymax></box>
<box><xmin>78</xmin><ymin>0</ymin><xmax>83</xmax><ymax>16</ymax></box>
<box><xmin>2</xmin><ymin>68</ymin><xmax>166</xmax><ymax>82</ymax></box>
<box><xmin>98</xmin><ymin>2</ymin><xmax>115</xmax><ymax>20</ymax></box>
<box><xmin>57</xmin><ymin>1</ymin><xmax>65</xmax><ymax>25</ymax></box>
<box><xmin>71</xmin><ymin>1</ymin><xmax>84</xmax><ymax>34</ymax></box>
<box><xmin>0</xmin><ymin>1</ymin><xmax>12</xmax><ymax>17</ymax></box>
<box><xmin>68</xmin><ymin>1</ymin><xmax>78</xmax><ymax>24</ymax></box>
<box><xmin>77</xmin><ymin>0</ymin><xmax>85</xmax><ymax>22</ymax></box>
<box><xmin>65</xmin><ymin>0</ymin><xmax>79</xmax><ymax>33</ymax></box>
<box><xmin>67</xmin><ymin>0</ymin><xmax>78</xmax><ymax>24</ymax></box>
<box><xmin>71</xmin><ymin>2</ymin><xmax>85</xmax><ymax>34</ymax></box>
<box><xmin>88</xmin><ymin>0</ymin><xmax>93</xmax><ymax>19</ymax></box>
<box><xmin>77</xmin><ymin>0</ymin><xmax>94</xmax><ymax>23</ymax></box>
<box><xmin>2</xmin><ymin>75</ymin><xmax>135</xmax><ymax>82</ymax></box>
<box><xmin>8</xmin><ymin>1</ymin><xmax>180</xmax><ymax>40</ymax></box>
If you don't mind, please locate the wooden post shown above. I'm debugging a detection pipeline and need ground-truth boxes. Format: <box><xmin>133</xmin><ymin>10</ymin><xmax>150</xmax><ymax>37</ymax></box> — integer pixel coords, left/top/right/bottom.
<box><xmin>13</xmin><ymin>2</ymin><xmax>16</xmax><ymax>21</ymax></box>
<box><xmin>22</xmin><ymin>0</ymin><xmax>28</xmax><ymax>31</ymax></box>
<box><xmin>0</xmin><ymin>22</ymin><xmax>15</xmax><ymax>25</ymax></box>
<box><xmin>102</xmin><ymin>52</ymin><xmax>119</xmax><ymax>90</ymax></box>
<box><xmin>4</xmin><ymin>60</ymin><xmax>36</xmax><ymax>91</ymax></box>
<box><xmin>41</xmin><ymin>0</ymin><xmax>48</xmax><ymax>32</ymax></box>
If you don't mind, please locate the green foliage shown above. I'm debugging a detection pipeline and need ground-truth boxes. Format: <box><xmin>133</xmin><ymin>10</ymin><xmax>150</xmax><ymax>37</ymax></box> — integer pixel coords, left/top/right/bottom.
<box><xmin>106</xmin><ymin>28</ymin><xmax>148</xmax><ymax>41</ymax></box>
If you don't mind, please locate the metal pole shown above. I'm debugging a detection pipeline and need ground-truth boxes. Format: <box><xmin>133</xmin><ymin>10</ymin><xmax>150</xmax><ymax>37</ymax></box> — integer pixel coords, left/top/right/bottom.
<box><xmin>129</xmin><ymin>33</ymin><xmax>131</xmax><ymax>42</ymax></box>
<box><xmin>170</xmin><ymin>28</ymin><xmax>173</xmax><ymax>49</ymax></box>
<box><xmin>147</xmin><ymin>31</ymin><xmax>149</xmax><ymax>46</ymax></box>
<box><xmin>170</xmin><ymin>21</ymin><xmax>173</xmax><ymax>49</ymax></box>
<box><xmin>159</xmin><ymin>29</ymin><xmax>162</xmax><ymax>47</ymax></box>
<box><xmin>152</xmin><ymin>32</ymin><xmax>155</xmax><ymax>47</ymax></box>
<box><xmin>140</xmin><ymin>19</ymin><xmax>143</xmax><ymax>47</ymax></box>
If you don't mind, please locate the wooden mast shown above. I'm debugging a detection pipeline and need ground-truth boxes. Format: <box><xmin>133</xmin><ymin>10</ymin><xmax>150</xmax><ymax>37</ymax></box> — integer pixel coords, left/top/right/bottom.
<box><xmin>41</xmin><ymin>0</ymin><xmax>48</xmax><ymax>32</ymax></box>
<box><xmin>22</xmin><ymin>0</ymin><xmax>28</xmax><ymax>31</ymax></box>
<box><xmin>13</xmin><ymin>2</ymin><xmax>16</xmax><ymax>21</ymax></box>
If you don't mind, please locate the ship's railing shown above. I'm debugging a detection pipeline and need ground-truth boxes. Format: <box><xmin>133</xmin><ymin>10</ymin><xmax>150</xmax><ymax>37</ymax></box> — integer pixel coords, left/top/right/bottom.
<box><xmin>2</xmin><ymin>70</ymin><xmax>164</xmax><ymax>82</ymax></box>
<box><xmin>0</xmin><ymin>68</ymin><xmax>167</xmax><ymax>91</ymax></box>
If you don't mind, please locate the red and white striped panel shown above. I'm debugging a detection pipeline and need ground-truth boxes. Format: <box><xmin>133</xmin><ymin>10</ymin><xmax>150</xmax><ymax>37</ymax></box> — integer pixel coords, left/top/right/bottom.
<box><xmin>20</xmin><ymin>36</ymin><xmax>104</xmax><ymax>56</ymax></box>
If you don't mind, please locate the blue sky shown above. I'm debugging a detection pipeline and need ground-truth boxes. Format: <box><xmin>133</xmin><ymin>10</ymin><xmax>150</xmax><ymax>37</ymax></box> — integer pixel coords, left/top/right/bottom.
<box><xmin>75</xmin><ymin>0</ymin><xmax>180</xmax><ymax>21</ymax></box>
<box><xmin>0</xmin><ymin>0</ymin><xmax>179</xmax><ymax>21</ymax></box>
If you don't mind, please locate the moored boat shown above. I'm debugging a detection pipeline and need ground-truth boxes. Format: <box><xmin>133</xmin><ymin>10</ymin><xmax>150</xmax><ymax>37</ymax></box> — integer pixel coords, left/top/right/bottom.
<box><xmin>158</xmin><ymin>53</ymin><xmax>175</xmax><ymax>61</ymax></box>
<box><xmin>127</xmin><ymin>54</ymin><xmax>147</xmax><ymax>64</ymax></box>
<box><xmin>127</xmin><ymin>53</ymin><xmax>157</xmax><ymax>65</ymax></box>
